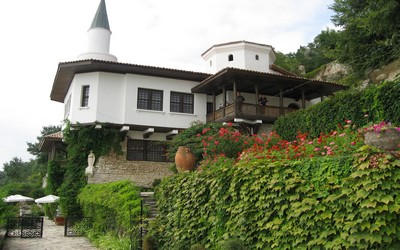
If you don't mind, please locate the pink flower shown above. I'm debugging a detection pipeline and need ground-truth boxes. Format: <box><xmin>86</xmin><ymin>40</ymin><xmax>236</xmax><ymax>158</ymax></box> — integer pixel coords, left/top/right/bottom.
<box><xmin>330</xmin><ymin>142</ymin><xmax>335</xmax><ymax>145</ymax></box>
<box><xmin>346</xmin><ymin>120</ymin><xmax>352</xmax><ymax>124</ymax></box>
<box><xmin>314</xmin><ymin>148</ymin><xmax>320</xmax><ymax>152</ymax></box>
<box><xmin>214</xmin><ymin>141</ymin><xmax>219</xmax><ymax>145</ymax></box>
<box><xmin>339</xmin><ymin>133</ymin><xmax>346</xmax><ymax>137</ymax></box>
<box><xmin>351</xmin><ymin>141</ymin><xmax>356</xmax><ymax>145</ymax></box>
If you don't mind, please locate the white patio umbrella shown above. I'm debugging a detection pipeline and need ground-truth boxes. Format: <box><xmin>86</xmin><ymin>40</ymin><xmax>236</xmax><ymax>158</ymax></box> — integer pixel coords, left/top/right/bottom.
<box><xmin>35</xmin><ymin>194</ymin><xmax>60</xmax><ymax>204</ymax></box>
<box><xmin>3</xmin><ymin>194</ymin><xmax>34</xmax><ymax>203</ymax></box>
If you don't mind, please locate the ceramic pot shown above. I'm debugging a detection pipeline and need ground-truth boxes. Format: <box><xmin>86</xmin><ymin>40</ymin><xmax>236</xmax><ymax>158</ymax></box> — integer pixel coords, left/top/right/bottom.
<box><xmin>364</xmin><ymin>129</ymin><xmax>400</xmax><ymax>150</ymax></box>
<box><xmin>175</xmin><ymin>146</ymin><xmax>196</xmax><ymax>172</ymax></box>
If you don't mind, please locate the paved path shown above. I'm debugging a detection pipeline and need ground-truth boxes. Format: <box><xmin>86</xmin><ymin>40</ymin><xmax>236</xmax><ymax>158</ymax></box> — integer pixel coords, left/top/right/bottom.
<box><xmin>3</xmin><ymin>217</ymin><xmax>97</xmax><ymax>250</ymax></box>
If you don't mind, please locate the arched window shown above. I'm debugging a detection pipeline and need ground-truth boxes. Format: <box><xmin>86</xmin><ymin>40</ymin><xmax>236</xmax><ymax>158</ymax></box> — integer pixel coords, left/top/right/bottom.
<box><xmin>228</xmin><ymin>54</ymin><xmax>234</xmax><ymax>61</ymax></box>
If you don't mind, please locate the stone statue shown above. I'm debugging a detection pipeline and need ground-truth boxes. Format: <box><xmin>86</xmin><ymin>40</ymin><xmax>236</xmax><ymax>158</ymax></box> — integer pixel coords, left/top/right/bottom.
<box><xmin>85</xmin><ymin>150</ymin><xmax>95</xmax><ymax>176</ymax></box>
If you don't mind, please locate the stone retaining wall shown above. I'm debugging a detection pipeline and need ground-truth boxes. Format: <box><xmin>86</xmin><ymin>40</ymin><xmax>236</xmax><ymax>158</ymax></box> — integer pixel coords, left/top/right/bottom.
<box><xmin>87</xmin><ymin>139</ymin><xmax>173</xmax><ymax>188</ymax></box>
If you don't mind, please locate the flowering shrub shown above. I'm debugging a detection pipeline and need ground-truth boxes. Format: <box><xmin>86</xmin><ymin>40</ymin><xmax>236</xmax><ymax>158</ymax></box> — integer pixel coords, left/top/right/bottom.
<box><xmin>196</xmin><ymin>120</ymin><xmax>363</xmax><ymax>168</ymax></box>
<box><xmin>198</xmin><ymin>122</ymin><xmax>257</xmax><ymax>160</ymax></box>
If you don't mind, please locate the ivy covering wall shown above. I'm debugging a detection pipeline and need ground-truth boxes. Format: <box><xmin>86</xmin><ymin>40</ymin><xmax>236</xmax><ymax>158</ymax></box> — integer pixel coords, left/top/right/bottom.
<box><xmin>151</xmin><ymin>147</ymin><xmax>400</xmax><ymax>249</ymax></box>
<box><xmin>59</xmin><ymin>122</ymin><xmax>125</xmax><ymax>216</ymax></box>
<box><xmin>274</xmin><ymin>79</ymin><xmax>400</xmax><ymax>140</ymax></box>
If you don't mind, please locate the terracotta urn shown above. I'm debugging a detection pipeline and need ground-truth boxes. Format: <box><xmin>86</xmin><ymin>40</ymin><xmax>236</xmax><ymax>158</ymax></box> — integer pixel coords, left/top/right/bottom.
<box><xmin>175</xmin><ymin>146</ymin><xmax>196</xmax><ymax>172</ymax></box>
<box><xmin>364</xmin><ymin>128</ymin><xmax>400</xmax><ymax>150</ymax></box>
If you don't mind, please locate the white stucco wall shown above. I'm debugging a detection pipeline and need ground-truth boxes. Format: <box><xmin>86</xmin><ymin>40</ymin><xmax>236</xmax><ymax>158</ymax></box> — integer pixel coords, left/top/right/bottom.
<box><xmin>202</xmin><ymin>42</ymin><xmax>275</xmax><ymax>74</ymax></box>
<box><xmin>124</xmin><ymin>74</ymin><xmax>206</xmax><ymax>128</ymax></box>
<box><xmin>65</xmin><ymin>72</ymin><xmax>206</xmax><ymax>129</ymax></box>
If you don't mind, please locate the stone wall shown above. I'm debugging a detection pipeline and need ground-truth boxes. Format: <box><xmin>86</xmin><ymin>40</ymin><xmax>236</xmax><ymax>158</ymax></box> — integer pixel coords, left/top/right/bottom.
<box><xmin>87</xmin><ymin>138</ymin><xmax>173</xmax><ymax>188</ymax></box>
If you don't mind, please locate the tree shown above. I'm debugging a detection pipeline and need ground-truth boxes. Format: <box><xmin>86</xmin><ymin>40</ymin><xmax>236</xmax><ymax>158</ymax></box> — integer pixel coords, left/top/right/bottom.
<box><xmin>330</xmin><ymin>0</ymin><xmax>400</xmax><ymax>74</ymax></box>
<box><xmin>2</xmin><ymin>157</ymin><xmax>32</xmax><ymax>183</ymax></box>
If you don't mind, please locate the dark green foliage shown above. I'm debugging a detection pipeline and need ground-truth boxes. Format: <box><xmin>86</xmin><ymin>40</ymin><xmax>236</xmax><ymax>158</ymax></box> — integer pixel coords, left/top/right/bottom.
<box><xmin>2</xmin><ymin>157</ymin><xmax>34</xmax><ymax>183</ymax></box>
<box><xmin>275</xmin><ymin>28</ymin><xmax>341</xmax><ymax>76</ymax></box>
<box><xmin>143</xmin><ymin>234</ymin><xmax>158</xmax><ymax>250</ymax></box>
<box><xmin>59</xmin><ymin>122</ymin><xmax>125</xmax><ymax>216</ymax></box>
<box><xmin>46</xmin><ymin>160</ymin><xmax>65</xmax><ymax>194</ymax></box>
<box><xmin>274</xmin><ymin>80</ymin><xmax>400</xmax><ymax>140</ymax></box>
<box><xmin>218</xmin><ymin>238</ymin><xmax>247</xmax><ymax>250</ymax></box>
<box><xmin>330</xmin><ymin>0</ymin><xmax>400</xmax><ymax>75</ymax></box>
<box><xmin>190</xmin><ymin>243</ymin><xmax>206</xmax><ymax>250</ymax></box>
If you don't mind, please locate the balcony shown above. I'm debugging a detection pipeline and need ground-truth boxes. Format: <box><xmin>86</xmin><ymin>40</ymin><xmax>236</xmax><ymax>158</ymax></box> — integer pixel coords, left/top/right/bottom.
<box><xmin>206</xmin><ymin>103</ymin><xmax>297</xmax><ymax>123</ymax></box>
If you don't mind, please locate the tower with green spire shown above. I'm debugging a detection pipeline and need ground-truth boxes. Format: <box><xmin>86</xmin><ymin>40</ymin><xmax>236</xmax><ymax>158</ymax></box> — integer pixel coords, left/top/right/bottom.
<box><xmin>78</xmin><ymin>0</ymin><xmax>117</xmax><ymax>62</ymax></box>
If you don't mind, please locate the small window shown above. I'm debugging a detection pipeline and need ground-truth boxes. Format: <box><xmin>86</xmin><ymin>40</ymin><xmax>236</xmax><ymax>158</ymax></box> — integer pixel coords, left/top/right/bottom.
<box><xmin>137</xmin><ymin>88</ymin><xmax>163</xmax><ymax>111</ymax></box>
<box><xmin>209</xmin><ymin>60</ymin><xmax>212</xmax><ymax>67</ymax></box>
<box><xmin>127</xmin><ymin>139</ymin><xmax>168</xmax><ymax>162</ymax></box>
<box><xmin>170</xmin><ymin>92</ymin><xmax>194</xmax><ymax>114</ymax></box>
<box><xmin>228</xmin><ymin>54</ymin><xmax>234</xmax><ymax>61</ymax></box>
<box><xmin>65</xmin><ymin>95</ymin><xmax>71</xmax><ymax>117</ymax></box>
<box><xmin>81</xmin><ymin>85</ymin><xmax>90</xmax><ymax>107</ymax></box>
<box><xmin>255</xmin><ymin>55</ymin><xmax>259</xmax><ymax>60</ymax></box>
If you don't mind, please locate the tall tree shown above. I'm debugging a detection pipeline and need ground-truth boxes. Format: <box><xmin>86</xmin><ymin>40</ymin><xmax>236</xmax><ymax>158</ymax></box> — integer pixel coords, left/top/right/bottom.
<box><xmin>330</xmin><ymin>0</ymin><xmax>400</xmax><ymax>74</ymax></box>
<box><xmin>2</xmin><ymin>157</ymin><xmax>32</xmax><ymax>183</ymax></box>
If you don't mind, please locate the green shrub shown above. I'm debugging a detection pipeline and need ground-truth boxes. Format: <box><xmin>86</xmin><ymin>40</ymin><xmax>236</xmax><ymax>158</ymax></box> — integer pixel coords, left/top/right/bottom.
<box><xmin>218</xmin><ymin>238</ymin><xmax>247</xmax><ymax>250</ymax></box>
<box><xmin>190</xmin><ymin>243</ymin><xmax>206</xmax><ymax>250</ymax></box>
<box><xmin>78</xmin><ymin>180</ymin><xmax>142</xmax><ymax>237</ymax></box>
<box><xmin>274</xmin><ymin>79</ymin><xmax>400</xmax><ymax>140</ymax></box>
<box><xmin>143</xmin><ymin>234</ymin><xmax>158</xmax><ymax>250</ymax></box>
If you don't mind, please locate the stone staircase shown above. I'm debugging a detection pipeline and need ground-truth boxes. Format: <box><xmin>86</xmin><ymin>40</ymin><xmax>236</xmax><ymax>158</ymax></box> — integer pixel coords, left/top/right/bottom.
<box><xmin>140</xmin><ymin>192</ymin><xmax>157</xmax><ymax>236</ymax></box>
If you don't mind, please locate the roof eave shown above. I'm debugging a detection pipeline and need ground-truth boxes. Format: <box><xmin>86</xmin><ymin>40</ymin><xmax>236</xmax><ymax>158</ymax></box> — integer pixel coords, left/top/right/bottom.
<box><xmin>50</xmin><ymin>60</ymin><xmax>211</xmax><ymax>103</ymax></box>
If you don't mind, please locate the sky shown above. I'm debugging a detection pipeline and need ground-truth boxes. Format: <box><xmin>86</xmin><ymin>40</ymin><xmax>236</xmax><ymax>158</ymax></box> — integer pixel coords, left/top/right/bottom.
<box><xmin>0</xmin><ymin>0</ymin><xmax>335</xmax><ymax>170</ymax></box>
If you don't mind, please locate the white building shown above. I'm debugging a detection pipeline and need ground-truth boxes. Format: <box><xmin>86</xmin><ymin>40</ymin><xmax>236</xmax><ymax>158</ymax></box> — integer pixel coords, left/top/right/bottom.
<box><xmin>45</xmin><ymin>0</ymin><xmax>346</xmax><ymax>187</ymax></box>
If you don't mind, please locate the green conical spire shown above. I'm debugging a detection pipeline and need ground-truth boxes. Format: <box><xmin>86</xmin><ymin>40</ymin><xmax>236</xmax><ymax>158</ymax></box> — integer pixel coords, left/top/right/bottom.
<box><xmin>90</xmin><ymin>0</ymin><xmax>110</xmax><ymax>30</ymax></box>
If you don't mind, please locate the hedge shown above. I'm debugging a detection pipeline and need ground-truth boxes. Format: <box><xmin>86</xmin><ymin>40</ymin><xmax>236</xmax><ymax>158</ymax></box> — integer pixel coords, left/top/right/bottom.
<box><xmin>274</xmin><ymin>79</ymin><xmax>400</xmax><ymax>140</ymax></box>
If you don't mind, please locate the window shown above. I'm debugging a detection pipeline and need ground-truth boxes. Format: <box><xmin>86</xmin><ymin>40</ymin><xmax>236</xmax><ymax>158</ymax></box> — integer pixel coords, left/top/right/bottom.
<box><xmin>81</xmin><ymin>85</ymin><xmax>90</xmax><ymax>107</ymax></box>
<box><xmin>170</xmin><ymin>92</ymin><xmax>194</xmax><ymax>114</ymax></box>
<box><xmin>209</xmin><ymin>60</ymin><xmax>212</xmax><ymax>67</ymax></box>
<box><xmin>255</xmin><ymin>55</ymin><xmax>259</xmax><ymax>60</ymax></box>
<box><xmin>228</xmin><ymin>54</ymin><xmax>234</xmax><ymax>61</ymax></box>
<box><xmin>127</xmin><ymin>139</ymin><xmax>168</xmax><ymax>162</ymax></box>
<box><xmin>137</xmin><ymin>88</ymin><xmax>163</xmax><ymax>111</ymax></box>
<box><xmin>65</xmin><ymin>95</ymin><xmax>71</xmax><ymax>117</ymax></box>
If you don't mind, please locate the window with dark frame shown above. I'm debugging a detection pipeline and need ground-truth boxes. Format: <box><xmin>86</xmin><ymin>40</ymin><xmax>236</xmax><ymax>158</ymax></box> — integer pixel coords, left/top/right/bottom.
<box><xmin>170</xmin><ymin>92</ymin><xmax>194</xmax><ymax>114</ymax></box>
<box><xmin>126</xmin><ymin>139</ymin><xmax>168</xmax><ymax>162</ymax></box>
<box><xmin>81</xmin><ymin>85</ymin><xmax>90</xmax><ymax>107</ymax></box>
<box><xmin>137</xmin><ymin>88</ymin><xmax>163</xmax><ymax>111</ymax></box>
<box><xmin>255</xmin><ymin>54</ymin><xmax>259</xmax><ymax>60</ymax></box>
<box><xmin>228</xmin><ymin>54</ymin><xmax>234</xmax><ymax>61</ymax></box>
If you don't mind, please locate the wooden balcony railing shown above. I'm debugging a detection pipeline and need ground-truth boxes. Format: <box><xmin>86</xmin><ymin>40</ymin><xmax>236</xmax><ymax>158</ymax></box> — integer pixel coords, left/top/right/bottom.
<box><xmin>206</xmin><ymin>103</ymin><xmax>297</xmax><ymax>123</ymax></box>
